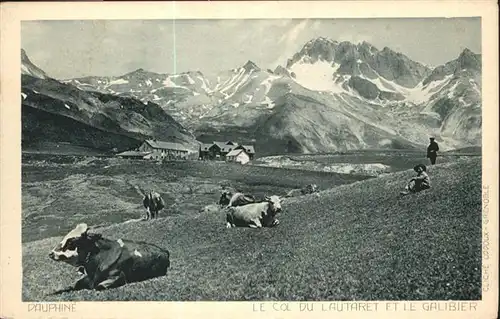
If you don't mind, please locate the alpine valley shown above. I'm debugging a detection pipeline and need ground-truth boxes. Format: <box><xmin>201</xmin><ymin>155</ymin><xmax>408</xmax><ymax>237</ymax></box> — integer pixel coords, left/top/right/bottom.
<box><xmin>22</xmin><ymin>37</ymin><xmax>482</xmax><ymax>155</ymax></box>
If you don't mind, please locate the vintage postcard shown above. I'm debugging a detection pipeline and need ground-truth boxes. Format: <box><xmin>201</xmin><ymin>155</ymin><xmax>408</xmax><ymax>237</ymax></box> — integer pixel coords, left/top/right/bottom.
<box><xmin>0</xmin><ymin>1</ymin><xmax>498</xmax><ymax>318</ymax></box>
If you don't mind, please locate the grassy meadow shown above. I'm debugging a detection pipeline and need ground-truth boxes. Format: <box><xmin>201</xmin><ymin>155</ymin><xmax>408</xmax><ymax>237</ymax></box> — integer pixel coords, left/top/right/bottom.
<box><xmin>22</xmin><ymin>152</ymin><xmax>482</xmax><ymax>301</ymax></box>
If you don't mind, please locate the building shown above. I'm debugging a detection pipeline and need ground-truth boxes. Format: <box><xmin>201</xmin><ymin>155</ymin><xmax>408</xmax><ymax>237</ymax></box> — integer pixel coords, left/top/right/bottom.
<box><xmin>234</xmin><ymin>144</ymin><xmax>255</xmax><ymax>160</ymax></box>
<box><xmin>138</xmin><ymin>139</ymin><xmax>189</xmax><ymax>160</ymax></box>
<box><xmin>226</xmin><ymin>149</ymin><xmax>250</xmax><ymax>165</ymax></box>
<box><xmin>199</xmin><ymin>141</ymin><xmax>255</xmax><ymax>161</ymax></box>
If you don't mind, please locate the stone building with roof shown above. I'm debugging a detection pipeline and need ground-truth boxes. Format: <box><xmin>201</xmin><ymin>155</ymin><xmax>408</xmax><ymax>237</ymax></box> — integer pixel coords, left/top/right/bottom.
<box><xmin>226</xmin><ymin>149</ymin><xmax>250</xmax><ymax>165</ymax></box>
<box><xmin>198</xmin><ymin>141</ymin><xmax>255</xmax><ymax>161</ymax></box>
<box><xmin>138</xmin><ymin>139</ymin><xmax>189</xmax><ymax>160</ymax></box>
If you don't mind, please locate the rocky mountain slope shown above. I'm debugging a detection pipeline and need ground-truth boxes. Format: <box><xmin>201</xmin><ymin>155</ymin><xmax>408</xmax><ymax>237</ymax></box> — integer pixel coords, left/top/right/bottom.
<box><xmin>21</xmin><ymin>51</ymin><xmax>197</xmax><ymax>153</ymax></box>
<box><xmin>21</xmin><ymin>49</ymin><xmax>49</xmax><ymax>79</ymax></box>
<box><xmin>34</xmin><ymin>38</ymin><xmax>482</xmax><ymax>155</ymax></box>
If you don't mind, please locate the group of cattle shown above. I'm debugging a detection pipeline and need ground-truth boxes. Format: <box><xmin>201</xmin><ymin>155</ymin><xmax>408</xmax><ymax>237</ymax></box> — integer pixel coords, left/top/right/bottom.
<box><xmin>48</xmin><ymin>184</ymin><xmax>319</xmax><ymax>294</ymax></box>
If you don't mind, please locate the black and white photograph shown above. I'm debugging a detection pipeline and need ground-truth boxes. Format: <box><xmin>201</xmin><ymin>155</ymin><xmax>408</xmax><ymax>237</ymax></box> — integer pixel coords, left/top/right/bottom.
<box><xmin>1</xmin><ymin>1</ymin><xmax>498</xmax><ymax>317</ymax></box>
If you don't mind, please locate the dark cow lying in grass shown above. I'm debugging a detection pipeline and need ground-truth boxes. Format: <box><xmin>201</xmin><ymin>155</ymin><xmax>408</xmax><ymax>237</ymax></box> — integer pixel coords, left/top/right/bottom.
<box><xmin>49</xmin><ymin>223</ymin><xmax>170</xmax><ymax>293</ymax></box>
<box><xmin>143</xmin><ymin>191</ymin><xmax>165</xmax><ymax>220</ymax></box>
<box><xmin>226</xmin><ymin>195</ymin><xmax>283</xmax><ymax>228</ymax></box>
<box><xmin>285</xmin><ymin>184</ymin><xmax>319</xmax><ymax>198</ymax></box>
<box><xmin>219</xmin><ymin>190</ymin><xmax>256</xmax><ymax>207</ymax></box>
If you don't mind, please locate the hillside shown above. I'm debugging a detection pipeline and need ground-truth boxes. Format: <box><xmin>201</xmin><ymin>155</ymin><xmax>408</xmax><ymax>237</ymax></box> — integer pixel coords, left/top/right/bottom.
<box><xmin>21</xmin><ymin>51</ymin><xmax>197</xmax><ymax>153</ymax></box>
<box><xmin>60</xmin><ymin>39</ymin><xmax>482</xmax><ymax>155</ymax></box>
<box><xmin>22</xmin><ymin>158</ymin><xmax>481</xmax><ymax>301</ymax></box>
<box><xmin>21</xmin><ymin>156</ymin><xmax>369</xmax><ymax>242</ymax></box>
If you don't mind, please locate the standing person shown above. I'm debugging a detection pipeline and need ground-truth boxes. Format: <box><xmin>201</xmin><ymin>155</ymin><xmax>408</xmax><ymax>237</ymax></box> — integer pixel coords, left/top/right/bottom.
<box><xmin>427</xmin><ymin>137</ymin><xmax>439</xmax><ymax>165</ymax></box>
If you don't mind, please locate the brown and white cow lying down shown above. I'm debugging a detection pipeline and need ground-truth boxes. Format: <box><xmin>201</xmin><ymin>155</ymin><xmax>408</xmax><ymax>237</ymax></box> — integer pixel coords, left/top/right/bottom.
<box><xmin>49</xmin><ymin>223</ymin><xmax>170</xmax><ymax>293</ymax></box>
<box><xmin>143</xmin><ymin>191</ymin><xmax>165</xmax><ymax>220</ymax></box>
<box><xmin>226</xmin><ymin>195</ymin><xmax>283</xmax><ymax>228</ymax></box>
<box><xmin>219</xmin><ymin>190</ymin><xmax>256</xmax><ymax>207</ymax></box>
<box><xmin>285</xmin><ymin>184</ymin><xmax>319</xmax><ymax>198</ymax></box>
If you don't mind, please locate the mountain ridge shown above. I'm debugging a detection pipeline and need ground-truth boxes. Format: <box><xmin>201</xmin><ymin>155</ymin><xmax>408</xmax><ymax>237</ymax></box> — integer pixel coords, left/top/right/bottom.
<box><xmin>22</xmin><ymin>39</ymin><xmax>482</xmax><ymax>155</ymax></box>
<box><xmin>21</xmin><ymin>52</ymin><xmax>197</xmax><ymax>153</ymax></box>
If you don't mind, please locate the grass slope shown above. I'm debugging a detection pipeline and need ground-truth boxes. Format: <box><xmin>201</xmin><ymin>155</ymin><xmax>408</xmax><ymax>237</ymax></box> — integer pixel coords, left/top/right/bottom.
<box><xmin>22</xmin><ymin>158</ymin><xmax>368</xmax><ymax>242</ymax></box>
<box><xmin>22</xmin><ymin>158</ymin><xmax>481</xmax><ymax>301</ymax></box>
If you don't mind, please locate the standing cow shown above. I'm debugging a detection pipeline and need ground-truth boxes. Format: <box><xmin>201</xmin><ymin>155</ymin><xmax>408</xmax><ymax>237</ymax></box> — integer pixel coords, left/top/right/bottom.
<box><xmin>49</xmin><ymin>223</ymin><xmax>170</xmax><ymax>293</ymax></box>
<box><xmin>226</xmin><ymin>195</ymin><xmax>283</xmax><ymax>228</ymax></box>
<box><xmin>143</xmin><ymin>191</ymin><xmax>165</xmax><ymax>220</ymax></box>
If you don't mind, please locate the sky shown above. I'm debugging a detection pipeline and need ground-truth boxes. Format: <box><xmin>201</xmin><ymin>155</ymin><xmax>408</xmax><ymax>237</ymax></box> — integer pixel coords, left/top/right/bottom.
<box><xmin>22</xmin><ymin>18</ymin><xmax>481</xmax><ymax>80</ymax></box>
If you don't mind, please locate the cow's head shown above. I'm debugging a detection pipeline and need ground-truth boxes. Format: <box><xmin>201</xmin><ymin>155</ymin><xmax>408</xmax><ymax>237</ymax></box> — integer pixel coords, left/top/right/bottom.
<box><xmin>219</xmin><ymin>191</ymin><xmax>232</xmax><ymax>206</ymax></box>
<box><xmin>264</xmin><ymin>195</ymin><xmax>283</xmax><ymax>213</ymax></box>
<box><xmin>49</xmin><ymin>223</ymin><xmax>97</xmax><ymax>267</ymax></box>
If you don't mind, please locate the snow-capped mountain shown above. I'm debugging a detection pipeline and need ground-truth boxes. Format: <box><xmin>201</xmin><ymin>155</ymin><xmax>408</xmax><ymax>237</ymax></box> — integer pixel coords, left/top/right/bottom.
<box><xmin>21</xmin><ymin>49</ymin><xmax>49</xmax><ymax>79</ymax></box>
<box><xmin>286</xmin><ymin>38</ymin><xmax>431</xmax><ymax>92</ymax></box>
<box><xmin>196</xmin><ymin>40</ymin><xmax>481</xmax><ymax>153</ymax></box>
<box><xmin>21</xmin><ymin>51</ymin><xmax>197</xmax><ymax>153</ymax></box>
<box><xmin>63</xmin><ymin>60</ymin><xmax>285</xmax><ymax>128</ymax></box>
<box><xmin>38</xmin><ymin>38</ymin><xmax>481</xmax><ymax>154</ymax></box>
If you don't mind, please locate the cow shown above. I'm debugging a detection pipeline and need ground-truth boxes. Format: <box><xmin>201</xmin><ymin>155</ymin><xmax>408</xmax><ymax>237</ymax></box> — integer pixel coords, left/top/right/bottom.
<box><xmin>48</xmin><ymin>223</ymin><xmax>170</xmax><ymax>293</ymax></box>
<box><xmin>226</xmin><ymin>195</ymin><xmax>283</xmax><ymax>228</ymax></box>
<box><xmin>285</xmin><ymin>184</ymin><xmax>319</xmax><ymax>198</ymax></box>
<box><xmin>143</xmin><ymin>191</ymin><xmax>165</xmax><ymax>220</ymax></box>
<box><xmin>219</xmin><ymin>190</ymin><xmax>256</xmax><ymax>207</ymax></box>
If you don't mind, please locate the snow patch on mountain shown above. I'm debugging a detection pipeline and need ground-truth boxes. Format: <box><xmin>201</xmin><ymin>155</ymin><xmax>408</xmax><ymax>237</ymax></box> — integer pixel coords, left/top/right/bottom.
<box><xmin>447</xmin><ymin>81</ymin><xmax>461</xmax><ymax>99</ymax></box>
<box><xmin>260</xmin><ymin>75</ymin><xmax>281</xmax><ymax>95</ymax></box>
<box><xmin>198</xmin><ymin>76</ymin><xmax>211</xmax><ymax>93</ymax></box>
<box><xmin>219</xmin><ymin>68</ymin><xmax>249</xmax><ymax>97</ymax></box>
<box><xmin>21</xmin><ymin>64</ymin><xmax>32</xmax><ymax>76</ymax></box>
<box><xmin>407</xmin><ymin>74</ymin><xmax>453</xmax><ymax>104</ymax></box>
<box><xmin>263</xmin><ymin>96</ymin><xmax>275</xmax><ymax>109</ymax></box>
<box><xmin>244</xmin><ymin>94</ymin><xmax>253</xmax><ymax>104</ymax></box>
<box><xmin>163</xmin><ymin>77</ymin><xmax>189</xmax><ymax>90</ymax></box>
<box><xmin>289</xmin><ymin>59</ymin><xmax>344</xmax><ymax>93</ymax></box>
<box><xmin>226</xmin><ymin>70</ymin><xmax>253</xmax><ymax>99</ymax></box>
<box><xmin>108</xmin><ymin>79</ymin><xmax>129</xmax><ymax>86</ymax></box>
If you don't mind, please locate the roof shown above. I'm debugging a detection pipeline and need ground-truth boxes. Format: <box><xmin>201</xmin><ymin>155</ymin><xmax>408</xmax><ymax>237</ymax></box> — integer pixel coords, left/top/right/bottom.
<box><xmin>212</xmin><ymin>141</ymin><xmax>237</xmax><ymax>152</ymax></box>
<box><xmin>145</xmin><ymin>140</ymin><xmax>189</xmax><ymax>152</ymax></box>
<box><xmin>236</xmin><ymin>144</ymin><xmax>255</xmax><ymax>154</ymax></box>
<box><xmin>200</xmin><ymin>141</ymin><xmax>255</xmax><ymax>154</ymax></box>
<box><xmin>226</xmin><ymin>149</ymin><xmax>246</xmax><ymax>157</ymax></box>
<box><xmin>243</xmin><ymin>145</ymin><xmax>255</xmax><ymax>154</ymax></box>
<box><xmin>200</xmin><ymin>143</ymin><xmax>213</xmax><ymax>151</ymax></box>
<box><xmin>116</xmin><ymin>151</ymin><xmax>151</xmax><ymax>157</ymax></box>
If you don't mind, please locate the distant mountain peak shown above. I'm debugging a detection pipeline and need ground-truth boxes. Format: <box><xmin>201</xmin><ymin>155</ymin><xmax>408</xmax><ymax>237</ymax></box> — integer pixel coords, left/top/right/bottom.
<box><xmin>460</xmin><ymin>48</ymin><xmax>475</xmax><ymax>55</ymax></box>
<box><xmin>242</xmin><ymin>60</ymin><xmax>260</xmax><ymax>72</ymax></box>
<box><xmin>457</xmin><ymin>48</ymin><xmax>481</xmax><ymax>71</ymax></box>
<box><xmin>307</xmin><ymin>37</ymin><xmax>338</xmax><ymax>45</ymax></box>
<box><xmin>359</xmin><ymin>40</ymin><xmax>373</xmax><ymax>47</ymax></box>
<box><xmin>381</xmin><ymin>46</ymin><xmax>393</xmax><ymax>53</ymax></box>
<box><xmin>21</xmin><ymin>49</ymin><xmax>49</xmax><ymax>79</ymax></box>
<box><xmin>274</xmin><ymin>65</ymin><xmax>292</xmax><ymax>77</ymax></box>
<box><xmin>21</xmin><ymin>48</ymin><xmax>29</xmax><ymax>59</ymax></box>
<box><xmin>124</xmin><ymin>68</ymin><xmax>148</xmax><ymax>76</ymax></box>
